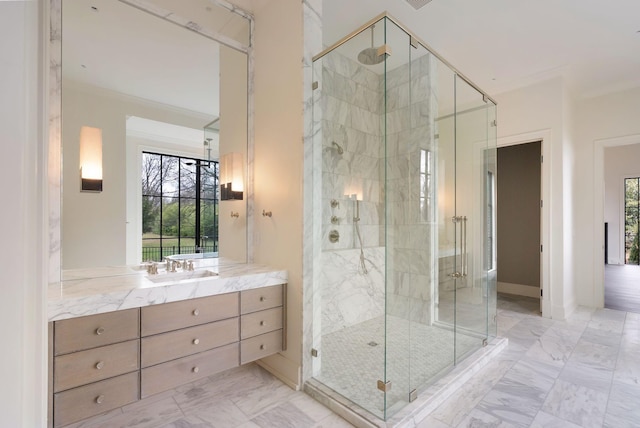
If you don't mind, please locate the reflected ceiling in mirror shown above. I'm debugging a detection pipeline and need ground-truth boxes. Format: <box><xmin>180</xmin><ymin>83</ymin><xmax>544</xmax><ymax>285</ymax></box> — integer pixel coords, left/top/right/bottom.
<box><xmin>59</xmin><ymin>0</ymin><xmax>251</xmax><ymax>272</ymax></box>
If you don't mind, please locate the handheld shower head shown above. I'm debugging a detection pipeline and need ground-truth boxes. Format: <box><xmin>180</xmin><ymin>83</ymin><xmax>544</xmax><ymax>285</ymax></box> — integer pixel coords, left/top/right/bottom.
<box><xmin>332</xmin><ymin>141</ymin><xmax>344</xmax><ymax>155</ymax></box>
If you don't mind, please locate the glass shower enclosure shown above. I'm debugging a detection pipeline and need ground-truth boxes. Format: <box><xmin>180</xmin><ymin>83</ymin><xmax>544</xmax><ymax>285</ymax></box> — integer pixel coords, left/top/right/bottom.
<box><xmin>310</xmin><ymin>14</ymin><xmax>497</xmax><ymax>420</ymax></box>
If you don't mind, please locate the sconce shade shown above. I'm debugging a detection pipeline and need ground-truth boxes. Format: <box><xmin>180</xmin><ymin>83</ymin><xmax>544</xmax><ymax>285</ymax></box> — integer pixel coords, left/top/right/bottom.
<box><xmin>220</xmin><ymin>152</ymin><xmax>243</xmax><ymax>200</ymax></box>
<box><xmin>80</xmin><ymin>126</ymin><xmax>103</xmax><ymax>192</ymax></box>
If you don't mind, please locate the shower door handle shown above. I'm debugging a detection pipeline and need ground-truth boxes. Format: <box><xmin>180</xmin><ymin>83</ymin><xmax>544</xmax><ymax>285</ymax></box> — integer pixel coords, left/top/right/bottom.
<box><xmin>450</xmin><ymin>215</ymin><xmax>468</xmax><ymax>279</ymax></box>
<box><xmin>462</xmin><ymin>216</ymin><xmax>468</xmax><ymax>278</ymax></box>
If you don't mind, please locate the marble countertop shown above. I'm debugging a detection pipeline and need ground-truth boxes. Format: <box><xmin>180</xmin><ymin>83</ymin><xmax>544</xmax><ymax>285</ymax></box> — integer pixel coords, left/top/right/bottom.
<box><xmin>48</xmin><ymin>259</ymin><xmax>288</xmax><ymax>322</ymax></box>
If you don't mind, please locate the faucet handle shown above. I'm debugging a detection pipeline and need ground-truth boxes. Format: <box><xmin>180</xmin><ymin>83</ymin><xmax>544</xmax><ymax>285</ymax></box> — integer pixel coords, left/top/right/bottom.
<box><xmin>187</xmin><ymin>260</ymin><xmax>194</xmax><ymax>271</ymax></box>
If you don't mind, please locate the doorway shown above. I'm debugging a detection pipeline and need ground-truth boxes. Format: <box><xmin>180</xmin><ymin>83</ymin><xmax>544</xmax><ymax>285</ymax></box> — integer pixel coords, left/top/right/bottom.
<box><xmin>602</xmin><ymin>143</ymin><xmax>640</xmax><ymax>313</ymax></box>
<box><xmin>496</xmin><ymin>141</ymin><xmax>542</xmax><ymax>311</ymax></box>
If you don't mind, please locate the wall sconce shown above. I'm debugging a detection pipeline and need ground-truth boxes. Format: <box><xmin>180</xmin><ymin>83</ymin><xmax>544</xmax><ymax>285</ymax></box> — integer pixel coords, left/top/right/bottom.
<box><xmin>220</xmin><ymin>152</ymin><xmax>243</xmax><ymax>200</ymax></box>
<box><xmin>79</xmin><ymin>126</ymin><xmax>103</xmax><ymax>192</ymax></box>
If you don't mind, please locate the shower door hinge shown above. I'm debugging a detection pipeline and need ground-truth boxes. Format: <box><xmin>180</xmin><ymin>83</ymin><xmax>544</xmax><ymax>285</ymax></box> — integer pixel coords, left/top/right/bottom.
<box><xmin>409</xmin><ymin>389</ymin><xmax>418</xmax><ymax>402</ymax></box>
<box><xmin>410</xmin><ymin>36</ymin><xmax>418</xmax><ymax>49</ymax></box>
<box><xmin>377</xmin><ymin>380</ymin><xmax>392</xmax><ymax>392</ymax></box>
<box><xmin>483</xmin><ymin>94</ymin><xmax>488</xmax><ymax>103</ymax></box>
<box><xmin>311</xmin><ymin>348</ymin><xmax>319</xmax><ymax>357</ymax></box>
<box><xmin>482</xmin><ymin>338</ymin><xmax>488</xmax><ymax>347</ymax></box>
<box><xmin>312</xmin><ymin>81</ymin><xmax>319</xmax><ymax>90</ymax></box>
<box><xmin>490</xmin><ymin>119</ymin><xmax>497</xmax><ymax>127</ymax></box>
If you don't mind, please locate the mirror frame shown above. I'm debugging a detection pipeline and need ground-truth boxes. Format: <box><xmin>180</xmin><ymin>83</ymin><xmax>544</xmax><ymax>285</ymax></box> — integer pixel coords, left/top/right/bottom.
<box><xmin>48</xmin><ymin>0</ymin><xmax>255</xmax><ymax>284</ymax></box>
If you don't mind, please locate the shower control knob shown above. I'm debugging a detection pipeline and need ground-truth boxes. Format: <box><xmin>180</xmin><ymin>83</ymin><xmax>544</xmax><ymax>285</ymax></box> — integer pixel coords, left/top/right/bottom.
<box><xmin>329</xmin><ymin>230</ymin><xmax>340</xmax><ymax>243</ymax></box>
<box><xmin>331</xmin><ymin>215</ymin><xmax>339</xmax><ymax>224</ymax></box>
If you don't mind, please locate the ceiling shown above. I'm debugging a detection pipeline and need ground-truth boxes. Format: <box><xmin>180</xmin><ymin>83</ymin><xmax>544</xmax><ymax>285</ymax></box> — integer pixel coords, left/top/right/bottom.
<box><xmin>320</xmin><ymin>0</ymin><xmax>640</xmax><ymax>98</ymax></box>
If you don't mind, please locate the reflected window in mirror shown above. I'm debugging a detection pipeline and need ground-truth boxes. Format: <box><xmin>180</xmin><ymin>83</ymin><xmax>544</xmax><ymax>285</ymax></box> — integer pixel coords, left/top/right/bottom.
<box><xmin>142</xmin><ymin>152</ymin><xmax>219</xmax><ymax>262</ymax></box>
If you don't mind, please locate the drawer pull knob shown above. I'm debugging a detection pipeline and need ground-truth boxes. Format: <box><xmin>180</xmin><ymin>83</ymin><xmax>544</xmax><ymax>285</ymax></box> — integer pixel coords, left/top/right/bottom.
<box><xmin>95</xmin><ymin>395</ymin><xmax>105</xmax><ymax>404</ymax></box>
<box><xmin>193</xmin><ymin>338</ymin><xmax>200</xmax><ymax>345</ymax></box>
<box><xmin>260</xmin><ymin>344</ymin><xmax>266</xmax><ymax>350</ymax></box>
<box><xmin>95</xmin><ymin>327</ymin><xmax>105</xmax><ymax>335</ymax></box>
<box><xmin>95</xmin><ymin>361</ymin><xmax>105</xmax><ymax>370</ymax></box>
<box><xmin>260</xmin><ymin>297</ymin><xmax>266</xmax><ymax>302</ymax></box>
<box><xmin>192</xmin><ymin>309</ymin><xmax>200</xmax><ymax>316</ymax></box>
<box><xmin>260</xmin><ymin>321</ymin><xmax>266</xmax><ymax>326</ymax></box>
<box><xmin>192</xmin><ymin>366</ymin><xmax>199</xmax><ymax>373</ymax></box>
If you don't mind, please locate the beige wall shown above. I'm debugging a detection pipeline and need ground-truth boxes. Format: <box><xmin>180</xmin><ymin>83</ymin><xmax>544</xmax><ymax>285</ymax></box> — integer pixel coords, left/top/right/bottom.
<box><xmin>0</xmin><ymin>1</ymin><xmax>48</xmax><ymax>426</ymax></box>
<box><xmin>497</xmin><ymin>142</ymin><xmax>541</xmax><ymax>288</ymax></box>
<box><xmin>252</xmin><ymin>1</ymin><xmax>304</xmax><ymax>387</ymax></box>
<box><xmin>219</xmin><ymin>45</ymin><xmax>248</xmax><ymax>262</ymax></box>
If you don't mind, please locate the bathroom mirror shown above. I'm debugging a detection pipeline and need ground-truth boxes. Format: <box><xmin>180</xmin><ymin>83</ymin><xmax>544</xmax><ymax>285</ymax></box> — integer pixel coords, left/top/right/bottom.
<box><xmin>56</xmin><ymin>0</ymin><xmax>252</xmax><ymax>273</ymax></box>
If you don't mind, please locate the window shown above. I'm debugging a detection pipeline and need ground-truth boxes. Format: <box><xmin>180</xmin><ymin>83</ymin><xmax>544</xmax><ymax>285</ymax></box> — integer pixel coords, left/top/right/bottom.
<box><xmin>141</xmin><ymin>152</ymin><xmax>219</xmax><ymax>261</ymax></box>
<box><xmin>625</xmin><ymin>177</ymin><xmax>640</xmax><ymax>265</ymax></box>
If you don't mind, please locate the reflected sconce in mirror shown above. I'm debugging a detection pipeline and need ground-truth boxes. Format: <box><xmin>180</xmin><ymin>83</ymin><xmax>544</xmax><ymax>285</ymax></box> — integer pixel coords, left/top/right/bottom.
<box><xmin>79</xmin><ymin>126</ymin><xmax>103</xmax><ymax>192</ymax></box>
<box><xmin>220</xmin><ymin>152</ymin><xmax>243</xmax><ymax>200</ymax></box>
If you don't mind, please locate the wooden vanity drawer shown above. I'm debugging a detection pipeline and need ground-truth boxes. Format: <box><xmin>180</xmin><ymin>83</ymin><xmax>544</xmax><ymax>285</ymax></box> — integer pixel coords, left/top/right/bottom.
<box><xmin>141</xmin><ymin>292</ymin><xmax>239</xmax><ymax>336</ymax></box>
<box><xmin>141</xmin><ymin>317</ymin><xmax>239</xmax><ymax>367</ymax></box>
<box><xmin>240</xmin><ymin>329</ymin><xmax>282</xmax><ymax>364</ymax></box>
<box><xmin>240</xmin><ymin>284</ymin><xmax>283</xmax><ymax>314</ymax></box>
<box><xmin>240</xmin><ymin>307</ymin><xmax>283</xmax><ymax>339</ymax></box>
<box><xmin>53</xmin><ymin>339</ymin><xmax>139</xmax><ymax>392</ymax></box>
<box><xmin>141</xmin><ymin>342</ymin><xmax>239</xmax><ymax>398</ymax></box>
<box><xmin>53</xmin><ymin>371</ymin><xmax>139</xmax><ymax>428</ymax></box>
<box><xmin>54</xmin><ymin>308</ymin><xmax>139</xmax><ymax>356</ymax></box>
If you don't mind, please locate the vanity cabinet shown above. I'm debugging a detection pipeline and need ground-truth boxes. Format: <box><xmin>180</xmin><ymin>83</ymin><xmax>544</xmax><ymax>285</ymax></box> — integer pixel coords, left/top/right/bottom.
<box><xmin>50</xmin><ymin>284</ymin><xmax>286</xmax><ymax>427</ymax></box>
<box><xmin>52</xmin><ymin>308</ymin><xmax>140</xmax><ymax>428</ymax></box>
<box><xmin>140</xmin><ymin>293</ymin><xmax>241</xmax><ymax>398</ymax></box>
<box><xmin>240</xmin><ymin>284</ymin><xmax>285</xmax><ymax>363</ymax></box>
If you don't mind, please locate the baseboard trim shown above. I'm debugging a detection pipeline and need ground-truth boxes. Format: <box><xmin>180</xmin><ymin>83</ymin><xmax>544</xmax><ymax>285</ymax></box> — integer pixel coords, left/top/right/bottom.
<box><xmin>497</xmin><ymin>282</ymin><xmax>540</xmax><ymax>298</ymax></box>
<box><xmin>255</xmin><ymin>353</ymin><xmax>301</xmax><ymax>391</ymax></box>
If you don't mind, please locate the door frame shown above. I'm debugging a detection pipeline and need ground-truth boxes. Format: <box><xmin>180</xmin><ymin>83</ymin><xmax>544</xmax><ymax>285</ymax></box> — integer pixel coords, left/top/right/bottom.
<box><xmin>593</xmin><ymin>134</ymin><xmax>640</xmax><ymax>308</ymax></box>
<box><xmin>497</xmin><ymin>130</ymin><xmax>551</xmax><ymax>318</ymax></box>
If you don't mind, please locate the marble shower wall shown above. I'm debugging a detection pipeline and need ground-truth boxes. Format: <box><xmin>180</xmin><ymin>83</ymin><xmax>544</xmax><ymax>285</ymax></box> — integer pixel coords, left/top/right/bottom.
<box><xmin>385</xmin><ymin>53</ymin><xmax>438</xmax><ymax>325</ymax></box>
<box><xmin>318</xmin><ymin>46</ymin><xmax>438</xmax><ymax>335</ymax></box>
<box><xmin>318</xmin><ymin>50</ymin><xmax>385</xmax><ymax>335</ymax></box>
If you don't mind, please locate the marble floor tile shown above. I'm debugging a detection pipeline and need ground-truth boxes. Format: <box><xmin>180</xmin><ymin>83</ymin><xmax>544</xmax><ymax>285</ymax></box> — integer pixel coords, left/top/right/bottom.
<box><xmin>559</xmin><ymin>361</ymin><xmax>613</xmax><ymax>392</ymax></box>
<box><xmin>603</xmin><ymin>382</ymin><xmax>640</xmax><ymax>428</ymax></box>
<box><xmin>501</xmin><ymin>359</ymin><xmax>559</xmax><ymax>391</ymax></box>
<box><xmin>541</xmin><ymin>379</ymin><xmax>608</xmax><ymax>428</ymax></box>
<box><xmin>579</xmin><ymin>326</ymin><xmax>622</xmax><ymax>347</ymax></box>
<box><xmin>613</xmin><ymin>344</ymin><xmax>640</xmax><ymax>387</ymax></box>
<box><xmin>416</xmin><ymin>415</ymin><xmax>452</xmax><ymax>428</ymax></box>
<box><xmin>529</xmin><ymin>411</ymin><xmax>581</xmax><ymax>428</ymax></box>
<box><xmin>175</xmin><ymin>399</ymin><xmax>249</xmax><ymax>428</ymax></box>
<box><xmin>429</xmin><ymin>358</ymin><xmax>514</xmax><ymax>427</ymax></box>
<box><xmin>311</xmin><ymin>412</ymin><xmax>357</xmax><ymax>428</ymax></box>
<box><xmin>89</xmin><ymin>396</ymin><xmax>185</xmax><ymax>428</ymax></box>
<box><xmin>230</xmin><ymin>379</ymin><xmax>298</xmax><ymax>418</ymax></box>
<box><xmin>158</xmin><ymin>418</ymin><xmax>213</xmax><ymax>428</ymax></box>
<box><xmin>567</xmin><ymin>339</ymin><xmax>619</xmax><ymax>370</ymax></box>
<box><xmin>456</xmin><ymin>408</ymin><xmax>519</xmax><ymax>428</ymax></box>
<box><xmin>250</xmin><ymin>402</ymin><xmax>316</xmax><ymax>428</ymax></box>
<box><xmin>524</xmin><ymin>332</ymin><xmax>575</xmax><ymax>367</ymax></box>
<box><xmin>476</xmin><ymin>378</ymin><xmax>547</xmax><ymax>426</ymax></box>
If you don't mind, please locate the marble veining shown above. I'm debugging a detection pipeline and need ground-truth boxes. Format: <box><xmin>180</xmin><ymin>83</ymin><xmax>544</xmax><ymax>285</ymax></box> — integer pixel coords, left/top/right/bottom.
<box><xmin>48</xmin><ymin>259</ymin><xmax>287</xmax><ymax>321</ymax></box>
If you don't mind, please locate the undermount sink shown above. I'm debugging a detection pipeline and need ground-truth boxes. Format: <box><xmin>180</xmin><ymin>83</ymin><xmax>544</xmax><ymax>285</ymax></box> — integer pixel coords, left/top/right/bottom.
<box><xmin>146</xmin><ymin>269</ymin><xmax>218</xmax><ymax>283</ymax></box>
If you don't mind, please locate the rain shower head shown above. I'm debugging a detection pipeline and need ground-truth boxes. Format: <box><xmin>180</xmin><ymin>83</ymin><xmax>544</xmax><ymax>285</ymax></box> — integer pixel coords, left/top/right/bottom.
<box><xmin>357</xmin><ymin>25</ymin><xmax>386</xmax><ymax>65</ymax></box>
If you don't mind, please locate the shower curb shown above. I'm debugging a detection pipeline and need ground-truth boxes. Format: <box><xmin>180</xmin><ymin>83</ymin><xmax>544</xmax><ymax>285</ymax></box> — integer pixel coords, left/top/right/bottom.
<box><xmin>304</xmin><ymin>336</ymin><xmax>508</xmax><ymax>428</ymax></box>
